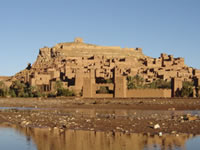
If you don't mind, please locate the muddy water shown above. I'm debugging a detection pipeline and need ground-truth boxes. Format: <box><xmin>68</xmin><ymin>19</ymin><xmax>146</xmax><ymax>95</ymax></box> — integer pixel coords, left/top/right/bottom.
<box><xmin>0</xmin><ymin>125</ymin><xmax>199</xmax><ymax>150</ymax></box>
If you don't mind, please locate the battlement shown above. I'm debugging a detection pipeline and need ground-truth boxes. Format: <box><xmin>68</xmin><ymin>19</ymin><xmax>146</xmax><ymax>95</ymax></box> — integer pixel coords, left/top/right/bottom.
<box><xmin>74</xmin><ymin>37</ymin><xmax>84</xmax><ymax>43</ymax></box>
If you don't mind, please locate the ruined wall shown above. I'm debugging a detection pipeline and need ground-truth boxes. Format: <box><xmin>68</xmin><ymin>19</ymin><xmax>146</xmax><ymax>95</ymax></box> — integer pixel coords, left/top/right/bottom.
<box><xmin>127</xmin><ymin>89</ymin><xmax>171</xmax><ymax>98</ymax></box>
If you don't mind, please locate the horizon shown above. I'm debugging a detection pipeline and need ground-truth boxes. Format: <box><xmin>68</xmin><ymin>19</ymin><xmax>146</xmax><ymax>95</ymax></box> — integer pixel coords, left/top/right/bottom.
<box><xmin>0</xmin><ymin>0</ymin><xmax>200</xmax><ymax>76</ymax></box>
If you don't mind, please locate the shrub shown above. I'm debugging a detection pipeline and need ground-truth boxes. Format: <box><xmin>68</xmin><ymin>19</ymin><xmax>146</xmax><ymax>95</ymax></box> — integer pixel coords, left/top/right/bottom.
<box><xmin>0</xmin><ymin>81</ymin><xmax>9</xmax><ymax>97</ymax></box>
<box><xmin>9</xmin><ymin>89</ymin><xmax>16</xmax><ymax>97</ymax></box>
<box><xmin>105</xmin><ymin>79</ymin><xmax>113</xmax><ymax>83</ymax></box>
<box><xmin>10</xmin><ymin>81</ymin><xmax>42</xmax><ymax>98</ymax></box>
<box><xmin>127</xmin><ymin>75</ymin><xmax>144</xmax><ymax>89</ymax></box>
<box><xmin>47</xmin><ymin>92</ymin><xmax>56</xmax><ymax>97</ymax></box>
<box><xmin>10</xmin><ymin>80</ymin><xmax>26</xmax><ymax>97</ymax></box>
<box><xmin>147</xmin><ymin>79</ymin><xmax>171</xmax><ymax>89</ymax></box>
<box><xmin>54</xmin><ymin>81</ymin><xmax>63</xmax><ymax>90</ymax></box>
<box><xmin>180</xmin><ymin>81</ymin><xmax>194</xmax><ymax>97</ymax></box>
<box><xmin>57</xmin><ymin>88</ymin><xmax>75</xmax><ymax>96</ymax></box>
<box><xmin>96</xmin><ymin>86</ymin><xmax>110</xmax><ymax>94</ymax></box>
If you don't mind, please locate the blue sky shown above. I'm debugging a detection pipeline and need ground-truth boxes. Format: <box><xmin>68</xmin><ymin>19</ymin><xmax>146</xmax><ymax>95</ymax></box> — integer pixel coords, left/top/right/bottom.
<box><xmin>0</xmin><ymin>0</ymin><xmax>200</xmax><ymax>76</ymax></box>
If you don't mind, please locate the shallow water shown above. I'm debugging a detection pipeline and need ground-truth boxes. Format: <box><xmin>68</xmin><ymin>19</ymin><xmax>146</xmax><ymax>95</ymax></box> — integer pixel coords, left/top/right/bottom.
<box><xmin>0</xmin><ymin>127</ymin><xmax>36</xmax><ymax>150</ymax></box>
<box><xmin>0</xmin><ymin>126</ymin><xmax>200</xmax><ymax>150</ymax></box>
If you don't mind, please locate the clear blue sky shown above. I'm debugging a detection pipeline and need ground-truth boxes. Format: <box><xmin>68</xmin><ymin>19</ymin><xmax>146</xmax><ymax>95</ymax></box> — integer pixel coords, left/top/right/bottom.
<box><xmin>0</xmin><ymin>0</ymin><xmax>200</xmax><ymax>76</ymax></box>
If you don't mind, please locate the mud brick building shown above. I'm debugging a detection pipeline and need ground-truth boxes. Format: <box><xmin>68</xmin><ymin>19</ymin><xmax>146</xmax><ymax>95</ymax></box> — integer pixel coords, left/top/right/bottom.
<box><xmin>3</xmin><ymin>38</ymin><xmax>200</xmax><ymax>98</ymax></box>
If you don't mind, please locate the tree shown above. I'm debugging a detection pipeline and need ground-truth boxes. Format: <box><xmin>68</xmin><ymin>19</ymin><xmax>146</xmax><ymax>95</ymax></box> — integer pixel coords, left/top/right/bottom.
<box><xmin>10</xmin><ymin>80</ymin><xmax>26</xmax><ymax>97</ymax></box>
<box><xmin>96</xmin><ymin>86</ymin><xmax>110</xmax><ymax>94</ymax></box>
<box><xmin>0</xmin><ymin>81</ymin><xmax>9</xmax><ymax>97</ymax></box>
<box><xmin>148</xmin><ymin>79</ymin><xmax>171</xmax><ymax>89</ymax></box>
<box><xmin>127</xmin><ymin>75</ymin><xmax>144</xmax><ymax>89</ymax></box>
<box><xmin>55</xmin><ymin>80</ymin><xmax>63</xmax><ymax>89</ymax></box>
<box><xmin>57</xmin><ymin>88</ymin><xmax>75</xmax><ymax>96</ymax></box>
<box><xmin>179</xmin><ymin>81</ymin><xmax>194</xmax><ymax>97</ymax></box>
<box><xmin>54</xmin><ymin>80</ymin><xmax>75</xmax><ymax>97</ymax></box>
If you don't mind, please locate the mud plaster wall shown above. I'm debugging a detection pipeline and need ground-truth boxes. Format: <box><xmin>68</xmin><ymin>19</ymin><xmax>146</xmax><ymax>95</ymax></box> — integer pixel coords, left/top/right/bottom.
<box><xmin>127</xmin><ymin>89</ymin><xmax>171</xmax><ymax>98</ymax></box>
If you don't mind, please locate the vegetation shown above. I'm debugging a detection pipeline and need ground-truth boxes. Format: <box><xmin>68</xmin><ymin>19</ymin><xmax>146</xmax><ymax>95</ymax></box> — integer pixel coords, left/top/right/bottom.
<box><xmin>105</xmin><ymin>79</ymin><xmax>113</xmax><ymax>83</ymax></box>
<box><xmin>9</xmin><ymin>81</ymin><xmax>41</xmax><ymax>97</ymax></box>
<box><xmin>96</xmin><ymin>86</ymin><xmax>111</xmax><ymax>94</ymax></box>
<box><xmin>57</xmin><ymin>88</ymin><xmax>75</xmax><ymax>96</ymax></box>
<box><xmin>0</xmin><ymin>81</ymin><xmax>9</xmax><ymax>97</ymax></box>
<box><xmin>127</xmin><ymin>75</ymin><xmax>144</xmax><ymax>89</ymax></box>
<box><xmin>147</xmin><ymin>79</ymin><xmax>171</xmax><ymax>89</ymax></box>
<box><xmin>0</xmin><ymin>80</ymin><xmax>75</xmax><ymax>98</ymax></box>
<box><xmin>54</xmin><ymin>80</ymin><xmax>75</xmax><ymax>97</ymax></box>
<box><xmin>127</xmin><ymin>75</ymin><xmax>171</xmax><ymax>89</ymax></box>
<box><xmin>179</xmin><ymin>81</ymin><xmax>194</xmax><ymax>97</ymax></box>
<box><xmin>198</xmin><ymin>86</ymin><xmax>200</xmax><ymax>98</ymax></box>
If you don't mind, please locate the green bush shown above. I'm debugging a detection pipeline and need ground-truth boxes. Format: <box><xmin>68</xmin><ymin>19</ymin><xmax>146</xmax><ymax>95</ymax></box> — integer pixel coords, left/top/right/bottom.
<box><xmin>105</xmin><ymin>79</ymin><xmax>113</xmax><ymax>83</ymax></box>
<box><xmin>127</xmin><ymin>75</ymin><xmax>171</xmax><ymax>89</ymax></box>
<box><xmin>96</xmin><ymin>86</ymin><xmax>110</xmax><ymax>94</ymax></box>
<box><xmin>9</xmin><ymin>89</ymin><xmax>16</xmax><ymax>97</ymax></box>
<box><xmin>0</xmin><ymin>81</ymin><xmax>9</xmax><ymax>97</ymax></box>
<box><xmin>0</xmin><ymin>89</ymin><xmax>6</xmax><ymax>97</ymax></box>
<box><xmin>57</xmin><ymin>88</ymin><xmax>75</xmax><ymax>96</ymax></box>
<box><xmin>180</xmin><ymin>81</ymin><xmax>194</xmax><ymax>97</ymax></box>
<box><xmin>54</xmin><ymin>81</ymin><xmax>63</xmax><ymax>90</ymax></box>
<box><xmin>127</xmin><ymin>75</ymin><xmax>144</xmax><ymax>89</ymax></box>
<box><xmin>147</xmin><ymin>79</ymin><xmax>171</xmax><ymax>89</ymax></box>
<box><xmin>47</xmin><ymin>92</ymin><xmax>56</xmax><ymax>97</ymax></box>
<box><xmin>10</xmin><ymin>81</ymin><xmax>42</xmax><ymax>98</ymax></box>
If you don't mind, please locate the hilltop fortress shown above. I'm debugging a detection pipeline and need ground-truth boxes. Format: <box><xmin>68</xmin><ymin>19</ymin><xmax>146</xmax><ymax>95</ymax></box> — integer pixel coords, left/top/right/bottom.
<box><xmin>3</xmin><ymin>38</ymin><xmax>200</xmax><ymax>98</ymax></box>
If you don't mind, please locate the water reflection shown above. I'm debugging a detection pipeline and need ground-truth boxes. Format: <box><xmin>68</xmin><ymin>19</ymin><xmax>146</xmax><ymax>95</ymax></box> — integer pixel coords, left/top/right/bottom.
<box><xmin>1</xmin><ymin>124</ymin><xmax>199</xmax><ymax>150</ymax></box>
<box><xmin>0</xmin><ymin>126</ymin><xmax>36</xmax><ymax>150</ymax></box>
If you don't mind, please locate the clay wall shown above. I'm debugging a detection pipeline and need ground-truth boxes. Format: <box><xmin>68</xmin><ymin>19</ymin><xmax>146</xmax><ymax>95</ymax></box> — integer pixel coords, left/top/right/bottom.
<box><xmin>163</xmin><ymin>61</ymin><xmax>173</xmax><ymax>67</ymax></box>
<box><xmin>194</xmin><ymin>77</ymin><xmax>200</xmax><ymax>87</ymax></box>
<box><xmin>82</xmin><ymin>77</ymin><xmax>95</xmax><ymax>98</ymax></box>
<box><xmin>161</xmin><ymin>53</ymin><xmax>169</xmax><ymax>60</ymax></box>
<box><xmin>172</xmin><ymin>78</ymin><xmax>182</xmax><ymax>97</ymax></box>
<box><xmin>114</xmin><ymin>76</ymin><xmax>127</xmax><ymax>98</ymax></box>
<box><xmin>126</xmin><ymin>89</ymin><xmax>171</xmax><ymax>98</ymax></box>
<box><xmin>3</xmin><ymin>81</ymin><xmax>12</xmax><ymax>88</ymax></box>
<box><xmin>30</xmin><ymin>74</ymin><xmax>51</xmax><ymax>86</ymax></box>
<box><xmin>0</xmin><ymin>76</ymin><xmax>11</xmax><ymax>81</ymax></box>
<box><xmin>194</xmin><ymin>69</ymin><xmax>200</xmax><ymax>76</ymax></box>
<box><xmin>93</xmin><ymin>94</ymin><xmax>113</xmax><ymax>98</ymax></box>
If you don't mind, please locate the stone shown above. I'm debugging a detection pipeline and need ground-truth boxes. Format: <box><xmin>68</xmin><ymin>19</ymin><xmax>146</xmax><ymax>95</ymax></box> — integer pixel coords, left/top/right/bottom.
<box><xmin>159</xmin><ymin>132</ymin><xmax>163</xmax><ymax>136</ymax></box>
<box><xmin>154</xmin><ymin>124</ymin><xmax>160</xmax><ymax>129</ymax></box>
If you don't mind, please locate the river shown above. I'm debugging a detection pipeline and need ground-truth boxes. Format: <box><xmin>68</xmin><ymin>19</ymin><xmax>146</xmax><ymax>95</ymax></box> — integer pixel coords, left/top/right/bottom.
<box><xmin>0</xmin><ymin>125</ymin><xmax>199</xmax><ymax>150</ymax></box>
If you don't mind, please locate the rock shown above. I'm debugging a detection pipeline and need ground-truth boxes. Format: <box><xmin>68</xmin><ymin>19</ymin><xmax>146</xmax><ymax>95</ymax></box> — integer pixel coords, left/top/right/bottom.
<box><xmin>188</xmin><ymin>116</ymin><xmax>198</xmax><ymax>121</ymax></box>
<box><xmin>159</xmin><ymin>132</ymin><xmax>162</xmax><ymax>136</ymax></box>
<box><xmin>154</xmin><ymin>124</ymin><xmax>160</xmax><ymax>129</ymax></box>
<box><xmin>171</xmin><ymin>131</ymin><xmax>177</xmax><ymax>134</ymax></box>
<box><xmin>182</xmin><ymin>114</ymin><xmax>198</xmax><ymax>121</ymax></box>
<box><xmin>168</xmin><ymin>108</ymin><xmax>175</xmax><ymax>111</ymax></box>
<box><xmin>86</xmin><ymin>119</ymin><xmax>91</xmax><ymax>122</ymax></box>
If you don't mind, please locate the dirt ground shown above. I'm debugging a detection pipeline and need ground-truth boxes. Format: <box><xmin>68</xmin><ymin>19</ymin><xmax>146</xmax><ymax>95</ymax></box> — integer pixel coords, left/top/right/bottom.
<box><xmin>0</xmin><ymin>97</ymin><xmax>200</xmax><ymax>135</ymax></box>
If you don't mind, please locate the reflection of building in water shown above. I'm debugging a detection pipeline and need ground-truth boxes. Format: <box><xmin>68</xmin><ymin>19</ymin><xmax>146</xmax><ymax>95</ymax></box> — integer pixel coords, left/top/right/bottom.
<box><xmin>2</xmin><ymin>124</ymin><xmax>192</xmax><ymax>150</ymax></box>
